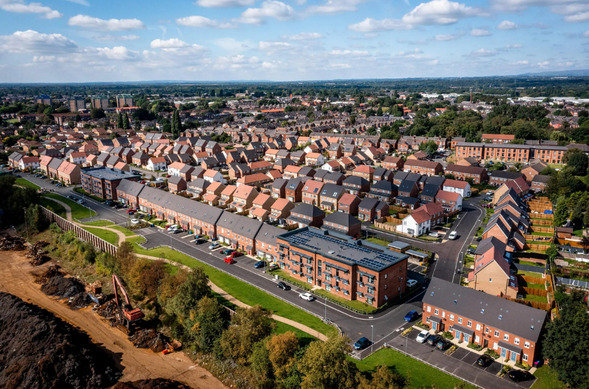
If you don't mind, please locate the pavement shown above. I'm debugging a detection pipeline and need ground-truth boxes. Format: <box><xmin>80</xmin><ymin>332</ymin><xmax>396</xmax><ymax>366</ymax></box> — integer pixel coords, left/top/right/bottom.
<box><xmin>24</xmin><ymin>172</ymin><xmax>514</xmax><ymax>387</ymax></box>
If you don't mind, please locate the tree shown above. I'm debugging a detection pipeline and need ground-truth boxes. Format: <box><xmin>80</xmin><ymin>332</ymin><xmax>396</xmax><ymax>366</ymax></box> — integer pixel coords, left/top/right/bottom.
<box><xmin>542</xmin><ymin>291</ymin><xmax>589</xmax><ymax>388</ymax></box>
<box><xmin>166</xmin><ymin>267</ymin><xmax>210</xmax><ymax>323</ymax></box>
<box><xmin>266</xmin><ymin>331</ymin><xmax>299</xmax><ymax>379</ymax></box>
<box><xmin>122</xmin><ymin>112</ymin><xmax>130</xmax><ymax>129</ymax></box>
<box><xmin>419</xmin><ymin>140</ymin><xmax>438</xmax><ymax>157</ymax></box>
<box><xmin>553</xmin><ymin>196</ymin><xmax>568</xmax><ymax>227</ymax></box>
<box><xmin>358</xmin><ymin>365</ymin><xmax>405</xmax><ymax>389</ymax></box>
<box><xmin>171</xmin><ymin>109</ymin><xmax>181</xmax><ymax>137</ymax></box>
<box><xmin>250</xmin><ymin>339</ymin><xmax>273</xmax><ymax>380</ymax></box>
<box><xmin>546</xmin><ymin>244</ymin><xmax>559</xmax><ymax>262</ymax></box>
<box><xmin>299</xmin><ymin>336</ymin><xmax>359</xmax><ymax>389</ymax></box>
<box><xmin>192</xmin><ymin>296</ymin><xmax>227</xmax><ymax>352</ymax></box>
<box><xmin>117</xmin><ymin>112</ymin><xmax>124</xmax><ymax>128</ymax></box>
<box><xmin>567</xmin><ymin>151</ymin><xmax>588</xmax><ymax>176</ymax></box>
<box><xmin>25</xmin><ymin>204</ymin><xmax>48</xmax><ymax>234</ymax></box>
<box><xmin>220</xmin><ymin>305</ymin><xmax>274</xmax><ymax>365</ymax></box>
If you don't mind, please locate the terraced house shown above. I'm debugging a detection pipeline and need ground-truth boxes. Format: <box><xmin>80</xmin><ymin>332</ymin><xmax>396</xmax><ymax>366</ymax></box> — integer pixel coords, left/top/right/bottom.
<box><xmin>423</xmin><ymin>278</ymin><xmax>546</xmax><ymax>365</ymax></box>
<box><xmin>276</xmin><ymin>227</ymin><xmax>409</xmax><ymax>307</ymax></box>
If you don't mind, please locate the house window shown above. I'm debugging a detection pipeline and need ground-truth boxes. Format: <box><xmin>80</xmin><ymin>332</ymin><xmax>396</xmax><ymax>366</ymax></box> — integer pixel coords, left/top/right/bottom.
<box><xmin>434</xmin><ymin>308</ymin><xmax>439</xmax><ymax>315</ymax></box>
<box><xmin>503</xmin><ymin>334</ymin><xmax>509</xmax><ymax>341</ymax></box>
<box><xmin>493</xmin><ymin>342</ymin><xmax>498</xmax><ymax>350</ymax></box>
<box><xmin>467</xmin><ymin>321</ymin><xmax>472</xmax><ymax>328</ymax></box>
<box><xmin>427</xmin><ymin>306</ymin><xmax>431</xmax><ymax>313</ymax></box>
<box><xmin>449</xmin><ymin>314</ymin><xmax>454</xmax><ymax>321</ymax></box>
<box><xmin>489</xmin><ymin>278</ymin><xmax>492</xmax><ymax>282</ymax></box>
<box><xmin>457</xmin><ymin>317</ymin><xmax>462</xmax><ymax>324</ymax></box>
<box><xmin>523</xmin><ymin>354</ymin><xmax>528</xmax><ymax>362</ymax></box>
<box><xmin>476</xmin><ymin>324</ymin><xmax>481</xmax><ymax>331</ymax></box>
<box><xmin>524</xmin><ymin>342</ymin><xmax>530</xmax><ymax>349</ymax></box>
<box><xmin>515</xmin><ymin>338</ymin><xmax>520</xmax><ymax>345</ymax></box>
<box><xmin>494</xmin><ymin>330</ymin><xmax>499</xmax><ymax>337</ymax></box>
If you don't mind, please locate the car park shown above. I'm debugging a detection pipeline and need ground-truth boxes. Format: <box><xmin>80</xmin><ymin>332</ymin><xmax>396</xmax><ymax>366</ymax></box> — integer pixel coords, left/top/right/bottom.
<box><xmin>404</xmin><ymin>310</ymin><xmax>419</xmax><ymax>322</ymax></box>
<box><xmin>224</xmin><ymin>256</ymin><xmax>236</xmax><ymax>264</ymax></box>
<box><xmin>426</xmin><ymin>334</ymin><xmax>441</xmax><ymax>346</ymax></box>
<box><xmin>299</xmin><ymin>292</ymin><xmax>315</xmax><ymax>301</ymax></box>
<box><xmin>476</xmin><ymin>354</ymin><xmax>493</xmax><ymax>367</ymax></box>
<box><xmin>208</xmin><ymin>242</ymin><xmax>220</xmax><ymax>250</ymax></box>
<box><xmin>448</xmin><ymin>231</ymin><xmax>458</xmax><ymax>240</ymax></box>
<box><xmin>353</xmin><ymin>337</ymin><xmax>371</xmax><ymax>350</ymax></box>
<box><xmin>254</xmin><ymin>261</ymin><xmax>265</xmax><ymax>269</ymax></box>
<box><xmin>416</xmin><ymin>330</ymin><xmax>430</xmax><ymax>343</ymax></box>
<box><xmin>277</xmin><ymin>281</ymin><xmax>290</xmax><ymax>291</ymax></box>
<box><xmin>406</xmin><ymin>279</ymin><xmax>418</xmax><ymax>288</ymax></box>
<box><xmin>506</xmin><ymin>370</ymin><xmax>534</xmax><ymax>382</ymax></box>
<box><xmin>436</xmin><ymin>339</ymin><xmax>451</xmax><ymax>350</ymax></box>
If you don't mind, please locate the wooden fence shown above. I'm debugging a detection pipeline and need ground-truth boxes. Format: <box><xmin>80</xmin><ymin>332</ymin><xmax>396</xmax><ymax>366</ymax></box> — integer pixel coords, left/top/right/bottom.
<box><xmin>529</xmin><ymin>213</ymin><xmax>553</xmax><ymax>220</ymax></box>
<box><xmin>529</xmin><ymin>219</ymin><xmax>553</xmax><ymax>226</ymax></box>
<box><xmin>526</xmin><ymin>243</ymin><xmax>550</xmax><ymax>251</ymax></box>
<box><xmin>529</xmin><ymin>226</ymin><xmax>554</xmax><ymax>234</ymax></box>
<box><xmin>41</xmin><ymin>207</ymin><xmax>118</xmax><ymax>257</ymax></box>
<box><xmin>374</xmin><ymin>216</ymin><xmax>402</xmax><ymax>232</ymax></box>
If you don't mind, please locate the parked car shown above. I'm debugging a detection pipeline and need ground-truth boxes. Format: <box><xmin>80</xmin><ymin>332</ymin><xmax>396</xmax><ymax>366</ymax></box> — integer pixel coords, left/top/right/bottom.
<box><xmin>173</xmin><ymin>228</ymin><xmax>184</xmax><ymax>234</ymax></box>
<box><xmin>299</xmin><ymin>292</ymin><xmax>315</xmax><ymax>301</ymax></box>
<box><xmin>194</xmin><ymin>239</ymin><xmax>206</xmax><ymax>245</ymax></box>
<box><xmin>426</xmin><ymin>334</ymin><xmax>441</xmax><ymax>346</ymax></box>
<box><xmin>506</xmin><ymin>370</ymin><xmax>534</xmax><ymax>382</ymax></box>
<box><xmin>486</xmin><ymin>191</ymin><xmax>493</xmax><ymax>196</ymax></box>
<box><xmin>448</xmin><ymin>231</ymin><xmax>458</xmax><ymax>240</ymax></box>
<box><xmin>353</xmin><ymin>337</ymin><xmax>371</xmax><ymax>350</ymax></box>
<box><xmin>416</xmin><ymin>330</ymin><xmax>430</xmax><ymax>343</ymax></box>
<box><xmin>428</xmin><ymin>231</ymin><xmax>439</xmax><ymax>238</ymax></box>
<box><xmin>277</xmin><ymin>281</ymin><xmax>290</xmax><ymax>291</ymax></box>
<box><xmin>221</xmin><ymin>248</ymin><xmax>235</xmax><ymax>255</ymax></box>
<box><xmin>105</xmin><ymin>199</ymin><xmax>114</xmax><ymax>206</ymax></box>
<box><xmin>167</xmin><ymin>224</ymin><xmax>179</xmax><ymax>232</ymax></box>
<box><xmin>476</xmin><ymin>354</ymin><xmax>493</xmax><ymax>367</ymax></box>
<box><xmin>254</xmin><ymin>260</ymin><xmax>265</xmax><ymax>269</ymax></box>
<box><xmin>76</xmin><ymin>199</ymin><xmax>84</xmax><ymax>204</ymax></box>
<box><xmin>404</xmin><ymin>310</ymin><xmax>419</xmax><ymax>322</ymax></box>
<box><xmin>475</xmin><ymin>236</ymin><xmax>482</xmax><ymax>242</ymax></box>
<box><xmin>224</xmin><ymin>256</ymin><xmax>236</xmax><ymax>264</ymax></box>
<box><xmin>126</xmin><ymin>209</ymin><xmax>136</xmax><ymax>215</ymax></box>
<box><xmin>436</xmin><ymin>339</ymin><xmax>451</xmax><ymax>350</ymax></box>
<box><xmin>406</xmin><ymin>279</ymin><xmax>418</xmax><ymax>288</ymax></box>
<box><xmin>208</xmin><ymin>242</ymin><xmax>220</xmax><ymax>250</ymax></box>
<box><xmin>130</xmin><ymin>218</ymin><xmax>139</xmax><ymax>225</ymax></box>
<box><xmin>467</xmin><ymin>248</ymin><xmax>476</xmax><ymax>255</ymax></box>
<box><xmin>268</xmin><ymin>263</ymin><xmax>279</xmax><ymax>271</ymax></box>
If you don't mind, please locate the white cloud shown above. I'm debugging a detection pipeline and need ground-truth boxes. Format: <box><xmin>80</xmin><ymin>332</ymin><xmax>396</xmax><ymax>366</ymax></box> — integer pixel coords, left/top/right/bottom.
<box><xmin>0</xmin><ymin>0</ymin><xmax>61</xmax><ymax>19</ymax></box>
<box><xmin>0</xmin><ymin>30</ymin><xmax>77</xmax><ymax>54</ymax></box>
<box><xmin>537</xmin><ymin>60</ymin><xmax>549</xmax><ymax>67</ymax></box>
<box><xmin>564</xmin><ymin>12</ymin><xmax>589</xmax><ymax>22</ymax></box>
<box><xmin>259</xmin><ymin>41</ymin><xmax>291</xmax><ymax>50</ymax></box>
<box><xmin>94</xmin><ymin>34</ymin><xmax>140</xmax><ymax>41</ymax></box>
<box><xmin>348</xmin><ymin>17</ymin><xmax>409</xmax><ymax>32</ymax></box>
<box><xmin>505</xmin><ymin>43</ymin><xmax>522</xmax><ymax>49</ymax></box>
<box><xmin>349</xmin><ymin>0</ymin><xmax>480</xmax><ymax>32</ymax></box>
<box><xmin>306</xmin><ymin>0</ymin><xmax>365</xmax><ymax>14</ymax></box>
<box><xmin>32</xmin><ymin>55</ymin><xmax>55</xmax><ymax>62</ymax></box>
<box><xmin>329</xmin><ymin>63</ymin><xmax>352</xmax><ymax>70</ymax></box>
<box><xmin>214</xmin><ymin>37</ymin><xmax>251</xmax><ymax>52</ymax></box>
<box><xmin>330</xmin><ymin>49</ymin><xmax>368</xmax><ymax>56</ymax></box>
<box><xmin>65</xmin><ymin>0</ymin><xmax>89</xmax><ymax>5</ymax></box>
<box><xmin>283</xmin><ymin>32</ymin><xmax>322</xmax><ymax>40</ymax></box>
<box><xmin>491</xmin><ymin>0</ymin><xmax>579</xmax><ymax>12</ymax></box>
<box><xmin>68</xmin><ymin>15</ymin><xmax>145</xmax><ymax>31</ymax></box>
<box><xmin>150</xmin><ymin>38</ymin><xmax>189</xmax><ymax>49</ymax></box>
<box><xmin>471</xmin><ymin>28</ymin><xmax>491</xmax><ymax>36</ymax></box>
<box><xmin>514</xmin><ymin>60</ymin><xmax>529</xmax><ymax>65</ymax></box>
<box><xmin>435</xmin><ymin>32</ymin><xmax>463</xmax><ymax>41</ymax></box>
<box><xmin>471</xmin><ymin>48</ymin><xmax>497</xmax><ymax>57</ymax></box>
<box><xmin>238</xmin><ymin>1</ymin><xmax>294</xmax><ymax>24</ymax></box>
<box><xmin>196</xmin><ymin>0</ymin><xmax>255</xmax><ymax>7</ymax></box>
<box><xmin>497</xmin><ymin>20</ymin><xmax>517</xmax><ymax>30</ymax></box>
<box><xmin>401</xmin><ymin>0</ymin><xmax>481</xmax><ymax>25</ymax></box>
<box><xmin>176</xmin><ymin>15</ymin><xmax>234</xmax><ymax>28</ymax></box>
<box><xmin>96</xmin><ymin>46</ymin><xmax>136</xmax><ymax>60</ymax></box>
<box><xmin>584</xmin><ymin>30</ymin><xmax>589</xmax><ymax>37</ymax></box>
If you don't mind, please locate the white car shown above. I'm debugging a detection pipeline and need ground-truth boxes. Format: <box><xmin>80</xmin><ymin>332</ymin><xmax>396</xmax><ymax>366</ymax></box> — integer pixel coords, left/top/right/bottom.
<box><xmin>448</xmin><ymin>231</ymin><xmax>458</xmax><ymax>240</ymax></box>
<box><xmin>130</xmin><ymin>218</ymin><xmax>139</xmax><ymax>225</ymax></box>
<box><xmin>167</xmin><ymin>224</ymin><xmax>179</xmax><ymax>232</ymax></box>
<box><xmin>416</xmin><ymin>330</ymin><xmax>430</xmax><ymax>343</ymax></box>
<box><xmin>428</xmin><ymin>231</ymin><xmax>439</xmax><ymax>238</ymax></box>
<box><xmin>208</xmin><ymin>242</ymin><xmax>220</xmax><ymax>250</ymax></box>
<box><xmin>406</xmin><ymin>279</ymin><xmax>418</xmax><ymax>288</ymax></box>
<box><xmin>299</xmin><ymin>292</ymin><xmax>315</xmax><ymax>301</ymax></box>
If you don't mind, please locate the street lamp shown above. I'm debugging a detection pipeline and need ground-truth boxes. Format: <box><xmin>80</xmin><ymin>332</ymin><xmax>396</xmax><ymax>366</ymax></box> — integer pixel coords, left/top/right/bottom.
<box><xmin>324</xmin><ymin>296</ymin><xmax>327</xmax><ymax>322</ymax></box>
<box><xmin>371</xmin><ymin>324</ymin><xmax>374</xmax><ymax>353</ymax></box>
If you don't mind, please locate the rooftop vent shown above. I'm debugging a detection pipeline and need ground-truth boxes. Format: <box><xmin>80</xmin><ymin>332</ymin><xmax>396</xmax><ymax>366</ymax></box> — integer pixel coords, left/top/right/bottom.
<box><xmin>498</xmin><ymin>315</ymin><xmax>503</xmax><ymax>320</ymax></box>
<box><xmin>453</xmin><ymin>299</ymin><xmax>457</xmax><ymax>304</ymax></box>
<box><xmin>328</xmin><ymin>250</ymin><xmax>335</xmax><ymax>254</ymax></box>
<box><xmin>530</xmin><ymin>325</ymin><xmax>534</xmax><ymax>330</ymax></box>
<box><xmin>481</xmin><ymin>309</ymin><xmax>485</xmax><ymax>314</ymax></box>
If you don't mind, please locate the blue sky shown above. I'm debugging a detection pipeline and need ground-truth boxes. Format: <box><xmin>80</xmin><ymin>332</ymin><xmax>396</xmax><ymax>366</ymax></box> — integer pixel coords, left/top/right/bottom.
<box><xmin>0</xmin><ymin>0</ymin><xmax>587</xmax><ymax>82</ymax></box>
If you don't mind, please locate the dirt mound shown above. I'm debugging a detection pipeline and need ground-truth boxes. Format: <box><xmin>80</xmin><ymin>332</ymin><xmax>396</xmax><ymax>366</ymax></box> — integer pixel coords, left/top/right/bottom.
<box><xmin>27</xmin><ymin>240</ymin><xmax>51</xmax><ymax>266</ymax></box>
<box><xmin>130</xmin><ymin>329</ymin><xmax>169</xmax><ymax>353</ymax></box>
<box><xmin>0</xmin><ymin>234</ymin><xmax>25</xmax><ymax>251</ymax></box>
<box><xmin>112</xmin><ymin>379</ymin><xmax>192</xmax><ymax>389</ymax></box>
<box><xmin>0</xmin><ymin>292</ymin><xmax>122</xmax><ymax>389</ymax></box>
<box><xmin>39</xmin><ymin>269</ymin><xmax>92</xmax><ymax>309</ymax></box>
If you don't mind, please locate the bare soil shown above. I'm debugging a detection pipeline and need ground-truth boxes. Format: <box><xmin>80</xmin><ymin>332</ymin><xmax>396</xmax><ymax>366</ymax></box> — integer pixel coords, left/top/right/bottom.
<box><xmin>0</xmin><ymin>250</ymin><xmax>226</xmax><ymax>389</ymax></box>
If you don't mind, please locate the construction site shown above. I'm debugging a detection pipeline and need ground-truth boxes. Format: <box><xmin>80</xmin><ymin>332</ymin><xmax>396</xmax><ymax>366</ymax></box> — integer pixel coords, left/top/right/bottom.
<box><xmin>0</xmin><ymin>233</ymin><xmax>225</xmax><ymax>389</ymax></box>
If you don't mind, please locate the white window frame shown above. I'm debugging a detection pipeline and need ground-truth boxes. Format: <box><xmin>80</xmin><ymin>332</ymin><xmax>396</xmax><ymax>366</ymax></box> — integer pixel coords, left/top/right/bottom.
<box><xmin>503</xmin><ymin>334</ymin><xmax>509</xmax><ymax>341</ymax></box>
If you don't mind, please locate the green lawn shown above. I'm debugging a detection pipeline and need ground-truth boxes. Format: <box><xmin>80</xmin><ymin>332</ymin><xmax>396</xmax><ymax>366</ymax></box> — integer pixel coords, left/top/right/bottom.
<box><xmin>43</xmin><ymin>193</ymin><xmax>97</xmax><ymax>220</ymax></box>
<box><xmin>523</xmin><ymin>294</ymin><xmax>548</xmax><ymax>303</ymax></box>
<box><xmin>518</xmin><ymin>260</ymin><xmax>545</xmax><ymax>267</ymax></box>
<box><xmin>73</xmin><ymin>187</ymin><xmax>105</xmax><ymax>202</ymax></box>
<box><xmin>16</xmin><ymin>177</ymin><xmax>40</xmax><ymax>190</ymax></box>
<box><xmin>39</xmin><ymin>197</ymin><xmax>66</xmax><ymax>217</ymax></box>
<box><xmin>127</xmin><ymin>239</ymin><xmax>337</xmax><ymax>337</ymax></box>
<box><xmin>529</xmin><ymin>232</ymin><xmax>553</xmax><ymax>237</ymax></box>
<box><xmin>82</xmin><ymin>227</ymin><xmax>119</xmax><ymax>245</ymax></box>
<box><xmin>83</xmin><ymin>220</ymin><xmax>115</xmax><ymax>227</ymax></box>
<box><xmin>572</xmin><ymin>229</ymin><xmax>585</xmax><ymax>237</ymax></box>
<box><xmin>365</xmin><ymin>237</ymin><xmax>391</xmax><ymax>247</ymax></box>
<box><xmin>353</xmin><ymin>348</ymin><xmax>474</xmax><ymax>389</ymax></box>
<box><xmin>526</xmin><ymin>283</ymin><xmax>546</xmax><ymax>290</ymax></box>
<box><xmin>533</xmin><ymin>365</ymin><xmax>567</xmax><ymax>389</ymax></box>
<box><xmin>518</xmin><ymin>270</ymin><xmax>544</xmax><ymax>277</ymax></box>
<box><xmin>111</xmin><ymin>225</ymin><xmax>137</xmax><ymax>236</ymax></box>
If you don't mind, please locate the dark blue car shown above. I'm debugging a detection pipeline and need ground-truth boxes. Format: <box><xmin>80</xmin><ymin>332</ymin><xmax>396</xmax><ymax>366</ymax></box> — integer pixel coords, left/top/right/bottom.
<box><xmin>353</xmin><ymin>337</ymin><xmax>371</xmax><ymax>350</ymax></box>
<box><xmin>404</xmin><ymin>310</ymin><xmax>419</xmax><ymax>322</ymax></box>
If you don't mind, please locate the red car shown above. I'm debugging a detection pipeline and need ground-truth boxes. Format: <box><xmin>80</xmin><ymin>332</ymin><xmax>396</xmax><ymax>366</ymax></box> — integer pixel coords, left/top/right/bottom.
<box><xmin>224</xmin><ymin>256</ymin><xmax>236</xmax><ymax>264</ymax></box>
<box><xmin>229</xmin><ymin>251</ymin><xmax>242</xmax><ymax>258</ymax></box>
<box><xmin>126</xmin><ymin>209</ymin><xmax>136</xmax><ymax>215</ymax></box>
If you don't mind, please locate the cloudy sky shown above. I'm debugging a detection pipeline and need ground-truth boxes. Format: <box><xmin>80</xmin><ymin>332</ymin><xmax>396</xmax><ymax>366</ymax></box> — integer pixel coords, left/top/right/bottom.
<box><xmin>0</xmin><ymin>0</ymin><xmax>587</xmax><ymax>82</ymax></box>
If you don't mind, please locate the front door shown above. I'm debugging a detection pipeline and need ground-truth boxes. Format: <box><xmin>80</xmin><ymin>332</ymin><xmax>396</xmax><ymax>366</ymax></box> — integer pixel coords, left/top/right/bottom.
<box><xmin>432</xmin><ymin>321</ymin><xmax>437</xmax><ymax>331</ymax></box>
<box><xmin>501</xmin><ymin>348</ymin><xmax>507</xmax><ymax>358</ymax></box>
<box><xmin>464</xmin><ymin>334</ymin><xmax>470</xmax><ymax>343</ymax></box>
<box><xmin>511</xmin><ymin>352</ymin><xmax>517</xmax><ymax>362</ymax></box>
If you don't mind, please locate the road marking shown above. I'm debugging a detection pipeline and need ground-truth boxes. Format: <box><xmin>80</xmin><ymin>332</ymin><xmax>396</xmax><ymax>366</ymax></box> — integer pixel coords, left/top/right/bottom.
<box><xmin>181</xmin><ymin>234</ymin><xmax>192</xmax><ymax>239</ymax></box>
<box><xmin>452</xmin><ymin>203</ymin><xmax>485</xmax><ymax>283</ymax></box>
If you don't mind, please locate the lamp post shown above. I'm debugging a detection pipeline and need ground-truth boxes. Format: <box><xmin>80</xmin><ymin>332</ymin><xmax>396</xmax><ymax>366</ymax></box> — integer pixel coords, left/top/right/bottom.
<box><xmin>371</xmin><ymin>324</ymin><xmax>374</xmax><ymax>353</ymax></box>
<box><xmin>324</xmin><ymin>296</ymin><xmax>327</xmax><ymax>322</ymax></box>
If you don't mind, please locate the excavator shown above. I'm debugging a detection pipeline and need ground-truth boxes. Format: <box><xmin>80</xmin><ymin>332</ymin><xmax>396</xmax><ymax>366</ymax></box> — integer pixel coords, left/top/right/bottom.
<box><xmin>112</xmin><ymin>274</ymin><xmax>144</xmax><ymax>334</ymax></box>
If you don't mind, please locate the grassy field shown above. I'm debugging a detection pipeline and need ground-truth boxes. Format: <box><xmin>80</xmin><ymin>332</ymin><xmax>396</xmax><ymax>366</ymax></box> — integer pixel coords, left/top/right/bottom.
<box><xmin>82</xmin><ymin>226</ymin><xmax>119</xmax><ymax>245</ymax></box>
<box><xmin>353</xmin><ymin>348</ymin><xmax>475</xmax><ymax>389</ymax></box>
<box><xmin>518</xmin><ymin>270</ymin><xmax>544</xmax><ymax>277</ymax></box>
<box><xmin>15</xmin><ymin>177</ymin><xmax>40</xmax><ymax>190</ymax></box>
<box><xmin>365</xmin><ymin>237</ymin><xmax>391</xmax><ymax>247</ymax></box>
<box><xmin>126</xmin><ymin>238</ymin><xmax>337</xmax><ymax>337</ymax></box>
<box><xmin>43</xmin><ymin>193</ymin><xmax>97</xmax><ymax>220</ymax></box>
<box><xmin>83</xmin><ymin>220</ymin><xmax>115</xmax><ymax>226</ymax></box>
<box><xmin>111</xmin><ymin>225</ymin><xmax>137</xmax><ymax>236</ymax></box>
<box><xmin>523</xmin><ymin>294</ymin><xmax>548</xmax><ymax>303</ymax></box>
<box><xmin>39</xmin><ymin>197</ymin><xmax>66</xmax><ymax>217</ymax></box>
<box><xmin>533</xmin><ymin>365</ymin><xmax>567</xmax><ymax>389</ymax></box>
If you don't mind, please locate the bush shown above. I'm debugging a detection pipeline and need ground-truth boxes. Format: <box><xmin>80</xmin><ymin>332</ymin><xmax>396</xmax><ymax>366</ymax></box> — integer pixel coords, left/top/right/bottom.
<box><xmin>485</xmin><ymin>349</ymin><xmax>500</xmax><ymax>359</ymax></box>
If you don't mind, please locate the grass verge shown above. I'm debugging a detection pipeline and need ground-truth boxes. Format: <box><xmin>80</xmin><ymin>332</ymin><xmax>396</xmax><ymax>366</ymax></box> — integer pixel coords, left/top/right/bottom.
<box><xmin>111</xmin><ymin>225</ymin><xmax>137</xmax><ymax>236</ymax></box>
<box><xmin>39</xmin><ymin>197</ymin><xmax>66</xmax><ymax>217</ymax></box>
<box><xmin>81</xmin><ymin>226</ymin><xmax>119</xmax><ymax>245</ymax></box>
<box><xmin>127</xmin><ymin>239</ymin><xmax>336</xmax><ymax>337</ymax></box>
<box><xmin>43</xmin><ymin>193</ymin><xmax>97</xmax><ymax>220</ymax></box>
<box><xmin>533</xmin><ymin>365</ymin><xmax>567</xmax><ymax>389</ymax></box>
<box><xmin>83</xmin><ymin>220</ymin><xmax>115</xmax><ymax>226</ymax></box>
<box><xmin>16</xmin><ymin>177</ymin><xmax>40</xmax><ymax>190</ymax></box>
<box><xmin>353</xmin><ymin>348</ymin><xmax>474</xmax><ymax>389</ymax></box>
<box><xmin>518</xmin><ymin>270</ymin><xmax>544</xmax><ymax>277</ymax></box>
